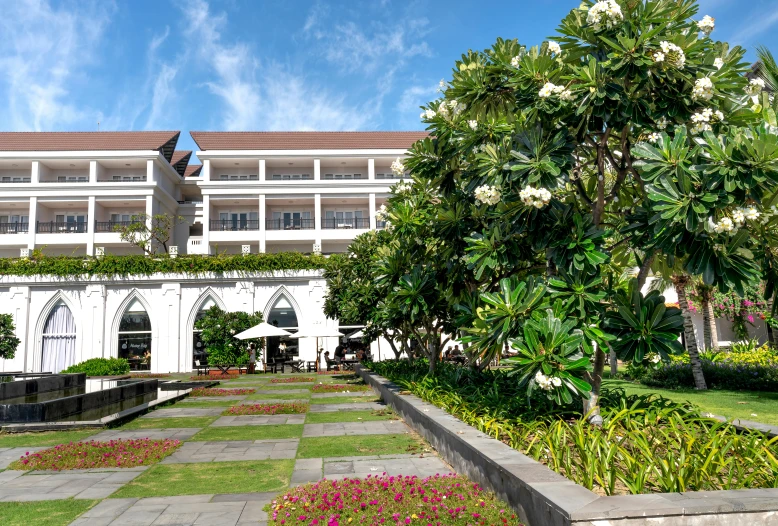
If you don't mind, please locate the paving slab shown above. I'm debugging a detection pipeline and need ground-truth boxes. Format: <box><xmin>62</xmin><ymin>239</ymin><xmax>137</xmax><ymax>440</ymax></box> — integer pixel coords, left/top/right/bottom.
<box><xmin>251</xmin><ymin>389</ymin><xmax>310</xmax><ymax>395</ymax></box>
<box><xmin>0</xmin><ymin>447</ymin><xmax>46</xmax><ymax>469</ymax></box>
<box><xmin>162</xmin><ymin>439</ymin><xmax>299</xmax><ymax>463</ymax></box>
<box><xmin>183</xmin><ymin>395</ymin><xmax>249</xmax><ymax>402</ymax></box>
<box><xmin>302</xmin><ymin>421</ymin><xmax>405</xmax><ymax>437</ymax></box>
<box><xmin>310</xmin><ymin>391</ymin><xmax>374</xmax><ymax>398</ymax></box>
<box><xmin>211</xmin><ymin>415</ymin><xmax>305</xmax><ymax>427</ymax></box>
<box><xmin>88</xmin><ymin>429</ymin><xmax>201</xmax><ymax>441</ymax></box>
<box><xmin>141</xmin><ymin>408</ymin><xmax>225</xmax><ymax>418</ymax></box>
<box><xmin>307</xmin><ymin>402</ymin><xmax>386</xmax><ymax>412</ymax></box>
<box><xmin>0</xmin><ymin>468</ymin><xmax>146</xmax><ymax>501</ymax></box>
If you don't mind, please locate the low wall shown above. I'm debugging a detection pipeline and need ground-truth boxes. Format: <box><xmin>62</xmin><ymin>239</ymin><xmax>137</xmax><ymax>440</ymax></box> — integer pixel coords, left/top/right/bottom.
<box><xmin>0</xmin><ymin>373</ymin><xmax>86</xmax><ymax>401</ymax></box>
<box><xmin>356</xmin><ymin>366</ymin><xmax>778</xmax><ymax>526</ymax></box>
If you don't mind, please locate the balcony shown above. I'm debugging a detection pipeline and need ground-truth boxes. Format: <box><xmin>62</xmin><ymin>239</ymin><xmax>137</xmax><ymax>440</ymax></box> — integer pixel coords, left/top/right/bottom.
<box><xmin>210</xmin><ymin>219</ymin><xmax>260</xmax><ymax>231</ymax></box>
<box><xmin>321</xmin><ymin>217</ymin><xmax>370</xmax><ymax>230</ymax></box>
<box><xmin>37</xmin><ymin>221</ymin><xmax>88</xmax><ymax>233</ymax></box>
<box><xmin>40</xmin><ymin>176</ymin><xmax>89</xmax><ymax>183</ymax></box>
<box><xmin>266</xmin><ymin>218</ymin><xmax>315</xmax><ymax>231</ymax></box>
<box><xmin>95</xmin><ymin>221</ymin><xmax>141</xmax><ymax>232</ymax></box>
<box><xmin>0</xmin><ymin>223</ymin><xmax>29</xmax><ymax>234</ymax></box>
<box><xmin>0</xmin><ymin>177</ymin><xmax>31</xmax><ymax>183</ymax></box>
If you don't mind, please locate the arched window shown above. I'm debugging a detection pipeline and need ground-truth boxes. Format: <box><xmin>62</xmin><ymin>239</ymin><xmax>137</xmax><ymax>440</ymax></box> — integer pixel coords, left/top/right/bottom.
<box><xmin>193</xmin><ymin>297</ymin><xmax>216</xmax><ymax>367</ymax></box>
<box><xmin>118</xmin><ymin>298</ymin><xmax>152</xmax><ymax>371</ymax></box>
<box><xmin>266</xmin><ymin>295</ymin><xmax>299</xmax><ymax>360</ymax></box>
<box><xmin>41</xmin><ymin>302</ymin><xmax>76</xmax><ymax>373</ymax></box>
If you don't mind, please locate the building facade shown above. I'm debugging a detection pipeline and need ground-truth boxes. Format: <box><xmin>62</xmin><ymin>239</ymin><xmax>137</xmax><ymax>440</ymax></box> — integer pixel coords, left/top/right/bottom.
<box><xmin>0</xmin><ymin>131</ymin><xmax>426</xmax><ymax>373</ymax></box>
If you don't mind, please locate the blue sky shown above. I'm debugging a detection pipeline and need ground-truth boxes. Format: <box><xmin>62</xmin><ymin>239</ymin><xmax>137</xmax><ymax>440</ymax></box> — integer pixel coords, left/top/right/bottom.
<box><xmin>1</xmin><ymin>0</ymin><xmax>777</xmax><ymax>154</ymax></box>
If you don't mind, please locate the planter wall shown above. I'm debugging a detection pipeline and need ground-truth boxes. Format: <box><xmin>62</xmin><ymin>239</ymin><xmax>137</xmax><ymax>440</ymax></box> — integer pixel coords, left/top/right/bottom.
<box><xmin>356</xmin><ymin>365</ymin><xmax>778</xmax><ymax>526</ymax></box>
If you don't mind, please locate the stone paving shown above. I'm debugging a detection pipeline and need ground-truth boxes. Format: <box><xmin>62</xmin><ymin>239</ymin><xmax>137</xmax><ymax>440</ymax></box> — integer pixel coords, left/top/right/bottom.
<box><xmin>0</xmin><ymin>373</ymin><xmax>456</xmax><ymax>525</ymax></box>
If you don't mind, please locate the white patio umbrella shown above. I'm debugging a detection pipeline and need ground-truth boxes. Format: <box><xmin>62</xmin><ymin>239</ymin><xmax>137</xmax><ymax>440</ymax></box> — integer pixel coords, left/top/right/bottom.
<box><xmin>290</xmin><ymin>326</ymin><xmax>344</xmax><ymax>371</ymax></box>
<box><xmin>347</xmin><ymin>330</ymin><xmax>364</xmax><ymax>340</ymax></box>
<box><xmin>235</xmin><ymin>323</ymin><xmax>291</xmax><ymax>372</ymax></box>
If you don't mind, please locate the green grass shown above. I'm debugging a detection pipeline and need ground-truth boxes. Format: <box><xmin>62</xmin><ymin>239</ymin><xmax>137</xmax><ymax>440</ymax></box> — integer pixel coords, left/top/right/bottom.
<box><xmin>119</xmin><ymin>417</ymin><xmax>217</xmax><ymax>429</ymax></box>
<box><xmin>0</xmin><ymin>499</ymin><xmax>98</xmax><ymax>526</ymax></box>
<box><xmin>297</xmin><ymin>433</ymin><xmax>424</xmax><ymax>458</ymax></box>
<box><xmin>111</xmin><ymin>460</ymin><xmax>294</xmax><ymax>498</ymax></box>
<box><xmin>304</xmin><ymin>410</ymin><xmax>397</xmax><ymax>424</ymax></box>
<box><xmin>190</xmin><ymin>424</ymin><xmax>303</xmax><ymax>441</ymax></box>
<box><xmin>309</xmin><ymin>396</ymin><xmax>381</xmax><ymax>405</ymax></box>
<box><xmin>0</xmin><ymin>430</ymin><xmax>99</xmax><ymax>448</ymax></box>
<box><xmin>254</xmin><ymin>384</ymin><xmax>313</xmax><ymax>391</ymax></box>
<box><xmin>604</xmin><ymin>378</ymin><xmax>778</xmax><ymax>426</ymax></box>
<box><xmin>176</xmin><ymin>400</ymin><xmax>237</xmax><ymax>408</ymax></box>
<box><xmin>246</xmin><ymin>393</ymin><xmax>311</xmax><ymax>401</ymax></box>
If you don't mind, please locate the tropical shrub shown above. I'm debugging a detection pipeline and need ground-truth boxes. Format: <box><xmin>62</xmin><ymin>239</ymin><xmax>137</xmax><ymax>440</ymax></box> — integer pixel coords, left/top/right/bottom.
<box><xmin>62</xmin><ymin>357</ymin><xmax>130</xmax><ymax>376</ymax></box>
<box><xmin>642</xmin><ymin>360</ymin><xmax>778</xmax><ymax>391</ymax></box>
<box><xmin>0</xmin><ymin>313</ymin><xmax>20</xmax><ymax>360</ymax></box>
<box><xmin>194</xmin><ymin>306</ymin><xmax>263</xmax><ymax>366</ymax></box>
<box><xmin>268</xmin><ymin>474</ymin><xmax>517</xmax><ymax>525</ymax></box>
<box><xmin>11</xmin><ymin>439</ymin><xmax>181</xmax><ymax>470</ymax></box>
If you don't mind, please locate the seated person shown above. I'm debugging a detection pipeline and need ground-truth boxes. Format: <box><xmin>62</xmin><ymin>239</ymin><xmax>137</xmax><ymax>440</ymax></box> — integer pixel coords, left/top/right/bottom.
<box><xmin>323</xmin><ymin>351</ymin><xmax>338</xmax><ymax>370</ymax></box>
<box><xmin>334</xmin><ymin>343</ymin><xmax>345</xmax><ymax>364</ymax></box>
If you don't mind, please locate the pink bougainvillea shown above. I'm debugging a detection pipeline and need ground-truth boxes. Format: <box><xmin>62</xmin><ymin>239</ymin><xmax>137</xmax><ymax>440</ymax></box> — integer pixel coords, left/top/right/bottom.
<box><xmin>12</xmin><ymin>439</ymin><xmax>181</xmax><ymax>471</ymax></box>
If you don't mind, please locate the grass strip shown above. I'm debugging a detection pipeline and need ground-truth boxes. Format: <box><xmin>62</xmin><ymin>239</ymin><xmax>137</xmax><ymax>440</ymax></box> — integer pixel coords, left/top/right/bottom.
<box><xmin>0</xmin><ymin>430</ymin><xmax>99</xmax><ymax>448</ymax></box>
<box><xmin>0</xmin><ymin>499</ymin><xmax>98</xmax><ymax>526</ymax></box>
<box><xmin>119</xmin><ymin>417</ymin><xmax>217</xmax><ymax>429</ymax></box>
<box><xmin>191</xmin><ymin>424</ymin><xmax>303</xmax><ymax>441</ymax></box>
<box><xmin>297</xmin><ymin>433</ymin><xmax>424</xmax><ymax>458</ymax></box>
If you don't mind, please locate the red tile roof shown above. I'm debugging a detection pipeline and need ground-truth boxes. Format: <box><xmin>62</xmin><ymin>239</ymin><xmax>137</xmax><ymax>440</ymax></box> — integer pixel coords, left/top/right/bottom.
<box><xmin>170</xmin><ymin>150</ymin><xmax>192</xmax><ymax>165</ymax></box>
<box><xmin>190</xmin><ymin>131</ymin><xmax>429</xmax><ymax>151</ymax></box>
<box><xmin>184</xmin><ymin>164</ymin><xmax>203</xmax><ymax>177</ymax></box>
<box><xmin>170</xmin><ymin>150</ymin><xmax>193</xmax><ymax>177</ymax></box>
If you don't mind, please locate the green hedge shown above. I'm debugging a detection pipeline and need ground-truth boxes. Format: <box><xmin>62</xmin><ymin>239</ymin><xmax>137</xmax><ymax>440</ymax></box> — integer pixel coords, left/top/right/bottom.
<box><xmin>62</xmin><ymin>357</ymin><xmax>130</xmax><ymax>376</ymax></box>
<box><xmin>641</xmin><ymin>360</ymin><xmax>778</xmax><ymax>391</ymax></box>
<box><xmin>0</xmin><ymin>252</ymin><xmax>328</xmax><ymax>278</ymax></box>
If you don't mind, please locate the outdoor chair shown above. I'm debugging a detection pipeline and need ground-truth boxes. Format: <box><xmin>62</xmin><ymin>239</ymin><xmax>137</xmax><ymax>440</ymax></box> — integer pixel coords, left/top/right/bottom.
<box><xmin>194</xmin><ymin>360</ymin><xmax>210</xmax><ymax>376</ymax></box>
<box><xmin>306</xmin><ymin>361</ymin><xmax>317</xmax><ymax>373</ymax></box>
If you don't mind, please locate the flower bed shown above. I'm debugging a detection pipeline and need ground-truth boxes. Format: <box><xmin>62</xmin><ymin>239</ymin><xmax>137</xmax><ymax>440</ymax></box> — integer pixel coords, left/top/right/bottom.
<box><xmin>268</xmin><ymin>473</ymin><xmax>518</xmax><ymax>525</ymax></box>
<box><xmin>311</xmin><ymin>383</ymin><xmax>370</xmax><ymax>393</ymax></box>
<box><xmin>11</xmin><ymin>439</ymin><xmax>181</xmax><ymax>471</ymax></box>
<box><xmin>271</xmin><ymin>377</ymin><xmax>316</xmax><ymax>383</ymax></box>
<box><xmin>367</xmin><ymin>360</ymin><xmax>778</xmax><ymax>495</ymax></box>
<box><xmin>129</xmin><ymin>373</ymin><xmax>171</xmax><ymax>378</ymax></box>
<box><xmin>191</xmin><ymin>387</ymin><xmax>256</xmax><ymax>396</ymax></box>
<box><xmin>225</xmin><ymin>402</ymin><xmax>309</xmax><ymax>415</ymax></box>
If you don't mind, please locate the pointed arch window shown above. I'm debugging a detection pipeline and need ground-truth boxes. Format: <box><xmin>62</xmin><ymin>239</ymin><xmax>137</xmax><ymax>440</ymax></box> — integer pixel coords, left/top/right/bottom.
<box><xmin>193</xmin><ymin>296</ymin><xmax>217</xmax><ymax>367</ymax></box>
<box><xmin>266</xmin><ymin>294</ymin><xmax>299</xmax><ymax>360</ymax></box>
<box><xmin>118</xmin><ymin>298</ymin><xmax>152</xmax><ymax>370</ymax></box>
<box><xmin>41</xmin><ymin>302</ymin><xmax>76</xmax><ymax>373</ymax></box>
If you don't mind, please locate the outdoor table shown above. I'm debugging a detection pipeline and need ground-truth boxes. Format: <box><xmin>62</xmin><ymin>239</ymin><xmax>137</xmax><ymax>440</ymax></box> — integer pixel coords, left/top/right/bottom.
<box><xmin>341</xmin><ymin>359</ymin><xmax>358</xmax><ymax>371</ymax></box>
<box><xmin>285</xmin><ymin>360</ymin><xmax>304</xmax><ymax>373</ymax></box>
<box><xmin>214</xmin><ymin>364</ymin><xmax>233</xmax><ymax>375</ymax></box>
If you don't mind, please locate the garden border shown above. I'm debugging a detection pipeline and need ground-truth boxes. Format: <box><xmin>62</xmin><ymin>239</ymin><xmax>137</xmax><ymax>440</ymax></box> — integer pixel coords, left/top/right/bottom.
<box><xmin>356</xmin><ymin>365</ymin><xmax>778</xmax><ymax>526</ymax></box>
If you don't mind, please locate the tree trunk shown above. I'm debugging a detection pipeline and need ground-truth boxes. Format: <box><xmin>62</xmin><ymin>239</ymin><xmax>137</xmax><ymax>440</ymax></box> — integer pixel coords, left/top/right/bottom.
<box><xmin>609</xmin><ymin>348</ymin><xmax>618</xmax><ymax>377</ymax></box>
<box><xmin>674</xmin><ymin>276</ymin><xmax>707</xmax><ymax>390</ymax></box>
<box><xmin>582</xmin><ymin>348</ymin><xmax>605</xmax><ymax>425</ymax></box>
<box><xmin>700</xmin><ymin>286</ymin><xmax>719</xmax><ymax>351</ymax></box>
<box><xmin>636</xmin><ymin>250</ymin><xmax>655</xmax><ymax>290</ymax></box>
<box><xmin>385</xmin><ymin>335</ymin><xmax>402</xmax><ymax>360</ymax></box>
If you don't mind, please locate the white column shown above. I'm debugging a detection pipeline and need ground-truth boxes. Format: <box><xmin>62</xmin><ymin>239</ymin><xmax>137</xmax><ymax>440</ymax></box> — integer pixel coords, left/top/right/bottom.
<box><xmin>259</xmin><ymin>159</ymin><xmax>266</xmax><ymax>181</ymax></box>
<box><xmin>314</xmin><ymin>159</ymin><xmax>321</xmax><ymax>181</ymax></box>
<box><xmin>146</xmin><ymin>159</ymin><xmax>155</xmax><ymax>183</ymax></box>
<box><xmin>202</xmin><ymin>159</ymin><xmax>211</xmax><ymax>181</ymax></box>
<box><xmin>202</xmin><ymin>194</ymin><xmax>210</xmax><ymax>252</ymax></box>
<box><xmin>27</xmin><ymin>197</ymin><xmax>37</xmax><ymax>250</ymax></box>
<box><xmin>89</xmin><ymin>160</ymin><xmax>98</xmax><ymax>183</ymax></box>
<box><xmin>86</xmin><ymin>196</ymin><xmax>96</xmax><ymax>256</ymax></box>
<box><xmin>30</xmin><ymin>161</ymin><xmax>40</xmax><ymax>184</ymax></box>
<box><xmin>145</xmin><ymin>196</ymin><xmax>154</xmax><ymax>237</ymax></box>
<box><xmin>369</xmin><ymin>193</ymin><xmax>376</xmax><ymax>230</ymax></box>
<box><xmin>368</xmin><ymin>158</ymin><xmax>375</xmax><ymax>180</ymax></box>
<box><xmin>314</xmin><ymin>193</ymin><xmax>322</xmax><ymax>245</ymax></box>
<box><xmin>259</xmin><ymin>194</ymin><xmax>266</xmax><ymax>253</ymax></box>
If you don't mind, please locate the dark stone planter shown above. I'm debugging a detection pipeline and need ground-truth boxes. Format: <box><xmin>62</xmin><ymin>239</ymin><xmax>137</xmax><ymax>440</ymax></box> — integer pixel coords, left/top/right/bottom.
<box><xmin>357</xmin><ymin>365</ymin><xmax>778</xmax><ymax>526</ymax></box>
<box><xmin>0</xmin><ymin>373</ymin><xmax>86</xmax><ymax>402</ymax></box>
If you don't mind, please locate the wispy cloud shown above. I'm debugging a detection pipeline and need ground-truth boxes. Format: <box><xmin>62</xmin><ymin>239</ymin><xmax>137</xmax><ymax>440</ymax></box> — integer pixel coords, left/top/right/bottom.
<box><xmin>0</xmin><ymin>0</ymin><xmax>113</xmax><ymax>131</ymax></box>
<box><xmin>396</xmin><ymin>83</ymin><xmax>437</xmax><ymax>126</ymax></box>
<box><xmin>729</xmin><ymin>9</ymin><xmax>778</xmax><ymax>46</ymax></box>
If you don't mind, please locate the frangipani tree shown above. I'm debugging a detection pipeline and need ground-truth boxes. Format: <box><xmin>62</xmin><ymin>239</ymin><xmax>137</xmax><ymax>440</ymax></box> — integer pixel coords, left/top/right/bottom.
<box><xmin>353</xmin><ymin>0</ymin><xmax>778</xmax><ymax>422</ymax></box>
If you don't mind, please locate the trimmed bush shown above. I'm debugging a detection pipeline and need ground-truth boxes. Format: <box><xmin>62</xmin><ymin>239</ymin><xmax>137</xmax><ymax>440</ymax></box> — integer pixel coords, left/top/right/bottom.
<box><xmin>642</xmin><ymin>360</ymin><xmax>778</xmax><ymax>391</ymax></box>
<box><xmin>62</xmin><ymin>357</ymin><xmax>130</xmax><ymax>376</ymax></box>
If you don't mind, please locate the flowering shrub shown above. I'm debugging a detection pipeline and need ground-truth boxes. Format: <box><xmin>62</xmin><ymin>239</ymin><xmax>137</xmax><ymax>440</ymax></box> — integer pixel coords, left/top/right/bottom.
<box><xmin>189</xmin><ymin>374</ymin><xmax>231</xmax><ymax>380</ymax></box>
<box><xmin>225</xmin><ymin>402</ymin><xmax>309</xmax><ymax>415</ymax></box>
<box><xmin>642</xmin><ymin>360</ymin><xmax>778</xmax><ymax>391</ymax></box>
<box><xmin>271</xmin><ymin>377</ymin><xmax>316</xmax><ymax>383</ymax></box>
<box><xmin>268</xmin><ymin>473</ymin><xmax>518</xmax><ymax>526</ymax></box>
<box><xmin>191</xmin><ymin>387</ymin><xmax>256</xmax><ymax>396</ymax></box>
<box><xmin>311</xmin><ymin>383</ymin><xmax>370</xmax><ymax>393</ymax></box>
<box><xmin>129</xmin><ymin>373</ymin><xmax>171</xmax><ymax>378</ymax></box>
<box><xmin>687</xmin><ymin>286</ymin><xmax>769</xmax><ymax>340</ymax></box>
<box><xmin>11</xmin><ymin>439</ymin><xmax>181</xmax><ymax>471</ymax></box>
<box><xmin>194</xmin><ymin>306</ymin><xmax>264</xmax><ymax>366</ymax></box>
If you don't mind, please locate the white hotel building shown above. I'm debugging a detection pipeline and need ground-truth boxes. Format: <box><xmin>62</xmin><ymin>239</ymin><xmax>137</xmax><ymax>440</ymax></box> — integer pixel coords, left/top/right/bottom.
<box><xmin>0</xmin><ymin>131</ymin><xmax>426</xmax><ymax>374</ymax></box>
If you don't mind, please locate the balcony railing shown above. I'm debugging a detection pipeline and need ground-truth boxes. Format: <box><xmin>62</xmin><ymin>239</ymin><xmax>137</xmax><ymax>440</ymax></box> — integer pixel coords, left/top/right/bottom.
<box><xmin>266</xmin><ymin>219</ymin><xmax>315</xmax><ymax>230</ymax></box>
<box><xmin>210</xmin><ymin>219</ymin><xmax>260</xmax><ymax>231</ymax></box>
<box><xmin>40</xmin><ymin>178</ymin><xmax>89</xmax><ymax>183</ymax></box>
<box><xmin>95</xmin><ymin>221</ymin><xmax>141</xmax><ymax>232</ymax></box>
<box><xmin>0</xmin><ymin>222</ymin><xmax>28</xmax><ymax>234</ymax></box>
<box><xmin>321</xmin><ymin>218</ymin><xmax>370</xmax><ymax>230</ymax></box>
<box><xmin>0</xmin><ymin>178</ymin><xmax>31</xmax><ymax>183</ymax></box>
<box><xmin>376</xmin><ymin>220</ymin><xmax>387</xmax><ymax>230</ymax></box>
<box><xmin>36</xmin><ymin>221</ymin><xmax>88</xmax><ymax>233</ymax></box>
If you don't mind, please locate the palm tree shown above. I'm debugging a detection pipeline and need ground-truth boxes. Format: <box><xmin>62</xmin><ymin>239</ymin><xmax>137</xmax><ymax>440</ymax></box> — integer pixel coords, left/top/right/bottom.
<box><xmin>695</xmin><ymin>282</ymin><xmax>720</xmax><ymax>352</ymax></box>
<box><xmin>755</xmin><ymin>46</ymin><xmax>778</xmax><ymax>92</ymax></box>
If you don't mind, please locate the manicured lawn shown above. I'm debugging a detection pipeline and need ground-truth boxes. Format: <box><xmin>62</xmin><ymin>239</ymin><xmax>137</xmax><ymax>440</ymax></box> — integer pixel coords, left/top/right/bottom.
<box><xmin>246</xmin><ymin>393</ymin><xmax>311</xmax><ymax>401</ymax></box>
<box><xmin>0</xmin><ymin>499</ymin><xmax>98</xmax><ymax>526</ymax></box>
<box><xmin>120</xmin><ymin>417</ymin><xmax>218</xmax><ymax>429</ymax></box>
<box><xmin>176</xmin><ymin>399</ymin><xmax>237</xmax><ymax>408</ymax></box>
<box><xmin>296</xmin><ymin>434</ymin><xmax>424</xmax><ymax>458</ymax></box>
<box><xmin>253</xmin><ymin>384</ymin><xmax>313</xmax><ymax>390</ymax></box>
<box><xmin>604</xmin><ymin>378</ymin><xmax>778</xmax><ymax>426</ymax></box>
<box><xmin>112</xmin><ymin>460</ymin><xmax>294</xmax><ymax>498</ymax></box>
<box><xmin>309</xmin><ymin>396</ymin><xmax>381</xmax><ymax>405</ymax></box>
<box><xmin>0</xmin><ymin>430</ymin><xmax>98</xmax><ymax>448</ymax></box>
<box><xmin>190</xmin><ymin>424</ymin><xmax>303</xmax><ymax>441</ymax></box>
<box><xmin>304</xmin><ymin>410</ymin><xmax>397</xmax><ymax>424</ymax></box>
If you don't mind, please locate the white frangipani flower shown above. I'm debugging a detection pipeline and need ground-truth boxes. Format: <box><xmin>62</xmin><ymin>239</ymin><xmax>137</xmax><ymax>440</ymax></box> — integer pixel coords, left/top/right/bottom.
<box><xmin>420</xmin><ymin>108</ymin><xmax>436</xmax><ymax>120</ymax></box>
<box><xmin>648</xmin><ymin>353</ymin><xmax>661</xmax><ymax>364</ymax></box>
<box><xmin>534</xmin><ymin>371</ymin><xmax>554</xmax><ymax>391</ymax></box>
<box><xmin>393</xmin><ymin>180</ymin><xmax>412</xmax><ymax>194</ymax></box>
<box><xmin>547</xmin><ymin>41</ymin><xmax>562</xmax><ymax>55</ymax></box>
<box><xmin>692</xmin><ymin>77</ymin><xmax>714</xmax><ymax>101</ymax></box>
<box><xmin>587</xmin><ymin>0</ymin><xmax>624</xmax><ymax>32</ymax></box>
<box><xmin>743</xmin><ymin>207</ymin><xmax>760</xmax><ymax>221</ymax></box>
<box><xmin>539</xmin><ymin>82</ymin><xmax>556</xmax><ymax>98</ymax></box>
<box><xmin>510</xmin><ymin>55</ymin><xmax>521</xmax><ymax>68</ymax></box>
<box><xmin>655</xmin><ymin>116</ymin><xmax>669</xmax><ymax>130</ymax></box>
<box><xmin>745</xmin><ymin>77</ymin><xmax>766</xmax><ymax>96</ymax></box>
<box><xmin>538</xmin><ymin>82</ymin><xmax>573</xmax><ymax>101</ymax></box>
<box><xmin>711</xmin><ymin>216</ymin><xmax>735</xmax><ymax>233</ymax></box>
<box><xmin>713</xmin><ymin>57</ymin><xmax>724</xmax><ymax>70</ymax></box>
<box><xmin>697</xmin><ymin>15</ymin><xmax>715</xmax><ymax>35</ymax></box>
<box><xmin>520</xmin><ymin>186</ymin><xmax>552</xmax><ymax>208</ymax></box>
<box><xmin>468</xmin><ymin>120</ymin><xmax>478</xmax><ymax>131</ymax></box>
<box><xmin>647</xmin><ymin>132</ymin><xmax>661</xmax><ymax>143</ymax></box>
<box><xmin>375</xmin><ymin>204</ymin><xmax>388</xmax><ymax>222</ymax></box>
<box><xmin>653</xmin><ymin>51</ymin><xmax>666</xmax><ymax>63</ymax></box>
<box><xmin>391</xmin><ymin>158</ymin><xmax>405</xmax><ymax>177</ymax></box>
<box><xmin>690</xmin><ymin>108</ymin><xmax>723</xmax><ymax>134</ymax></box>
<box><xmin>474</xmin><ymin>185</ymin><xmax>501</xmax><ymax>205</ymax></box>
<box><xmin>655</xmin><ymin>41</ymin><xmax>685</xmax><ymax>69</ymax></box>
<box><xmin>437</xmin><ymin>79</ymin><xmax>446</xmax><ymax>92</ymax></box>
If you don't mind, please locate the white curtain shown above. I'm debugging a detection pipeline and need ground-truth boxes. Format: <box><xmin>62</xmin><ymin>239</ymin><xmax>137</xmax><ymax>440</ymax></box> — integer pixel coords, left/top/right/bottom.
<box><xmin>41</xmin><ymin>304</ymin><xmax>77</xmax><ymax>373</ymax></box>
